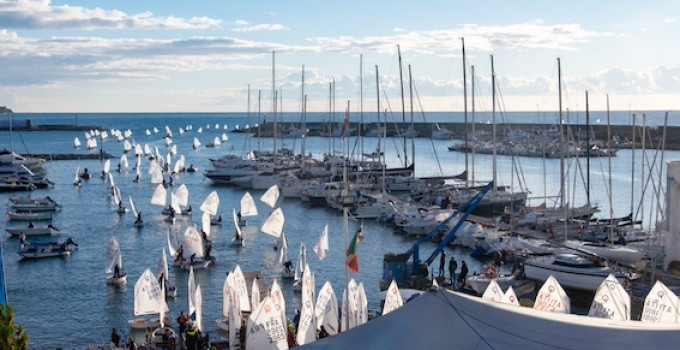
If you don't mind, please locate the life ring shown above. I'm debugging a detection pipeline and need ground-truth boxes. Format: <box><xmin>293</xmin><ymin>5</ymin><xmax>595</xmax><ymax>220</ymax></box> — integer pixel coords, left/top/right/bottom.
<box><xmin>483</xmin><ymin>266</ymin><xmax>498</xmax><ymax>279</ymax></box>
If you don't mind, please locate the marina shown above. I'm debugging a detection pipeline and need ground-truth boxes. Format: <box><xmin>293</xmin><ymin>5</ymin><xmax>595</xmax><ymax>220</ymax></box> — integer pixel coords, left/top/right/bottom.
<box><xmin>0</xmin><ymin>111</ymin><xmax>678</xmax><ymax>348</ymax></box>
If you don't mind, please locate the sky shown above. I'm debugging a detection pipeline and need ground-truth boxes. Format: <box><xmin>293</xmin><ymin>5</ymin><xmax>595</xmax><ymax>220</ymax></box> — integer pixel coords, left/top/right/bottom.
<box><xmin>0</xmin><ymin>0</ymin><xmax>678</xmax><ymax>113</ymax></box>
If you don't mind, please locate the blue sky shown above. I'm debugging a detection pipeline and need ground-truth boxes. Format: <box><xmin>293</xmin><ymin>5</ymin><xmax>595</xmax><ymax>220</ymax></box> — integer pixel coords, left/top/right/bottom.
<box><xmin>0</xmin><ymin>0</ymin><xmax>678</xmax><ymax>113</ymax></box>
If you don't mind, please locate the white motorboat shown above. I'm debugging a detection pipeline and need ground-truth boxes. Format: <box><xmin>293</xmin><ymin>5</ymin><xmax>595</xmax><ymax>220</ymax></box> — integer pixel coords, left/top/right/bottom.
<box><xmin>6</xmin><ymin>211</ymin><xmax>53</xmax><ymax>221</ymax></box>
<box><xmin>18</xmin><ymin>239</ymin><xmax>76</xmax><ymax>259</ymax></box>
<box><xmin>6</xmin><ymin>224</ymin><xmax>59</xmax><ymax>236</ymax></box>
<box><xmin>10</xmin><ymin>201</ymin><xmax>60</xmax><ymax>212</ymax></box>
<box><xmin>563</xmin><ymin>240</ymin><xmax>645</xmax><ymax>265</ymax></box>
<box><xmin>523</xmin><ymin>253</ymin><xmax>628</xmax><ymax>291</ymax></box>
<box><xmin>467</xmin><ymin>268</ymin><xmax>518</xmax><ymax>296</ymax></box>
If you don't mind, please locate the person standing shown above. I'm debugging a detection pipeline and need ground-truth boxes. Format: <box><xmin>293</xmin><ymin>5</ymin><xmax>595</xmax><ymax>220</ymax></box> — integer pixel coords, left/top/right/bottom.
<box><xmin>438</xmin><ymin>251</ymin><xmax>446</xmax><ymax>277</ymax></box>
<box><xmin>449</xmin><ymin>257</ymin><xmax>458</xmax><ymax>289</ymax></box>
<box><xmin>239</xmin><ymin>320</ymin><xmax>247</xmax><ymax>350</ymax></box>
<box><xmin>111</xmin><ymin>328</ymin><xmax>121</xmax><ymax>347</ymax></box>
<box><xmin>459</xmin><ymin>260</ymin><xmax>469</xmax><ymax>287</ymax></box>
<box><xmin>185</xmin><ymin>325</ymin><xmax>199</xmax><ymax>350</ymax></box>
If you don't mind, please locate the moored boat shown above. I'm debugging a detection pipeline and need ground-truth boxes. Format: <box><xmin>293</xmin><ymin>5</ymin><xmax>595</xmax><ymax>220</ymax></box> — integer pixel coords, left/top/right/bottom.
<box><xmin>523</xmin><ymin>253</ymin><xmax>628</xmax><ymax>291</ymax></box>
<box><xmin>6</xmin><ymin>211</ymin><xmax>53</xmax><ymax>221</ymax></box>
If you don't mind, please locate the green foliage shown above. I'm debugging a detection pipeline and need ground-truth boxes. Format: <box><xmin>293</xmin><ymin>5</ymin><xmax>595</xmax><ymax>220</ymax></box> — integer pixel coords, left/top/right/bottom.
<box><xmin>0</xmin><ymin>304</ymin><xmax>29</xmax><ymax>350</ymax></box>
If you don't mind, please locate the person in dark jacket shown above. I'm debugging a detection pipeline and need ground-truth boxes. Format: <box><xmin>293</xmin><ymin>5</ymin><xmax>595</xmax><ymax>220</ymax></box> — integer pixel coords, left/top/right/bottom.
<box><xmin>459</xmin><ymin>260</ymin><xmax>469</xmax><ymax>286</ymax></box>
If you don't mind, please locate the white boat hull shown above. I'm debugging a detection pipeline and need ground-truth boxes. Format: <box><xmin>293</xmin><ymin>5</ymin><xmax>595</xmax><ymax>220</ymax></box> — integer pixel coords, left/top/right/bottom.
<box><xmin>467</xmin><ymin>274</ymin><xmax>517</xmax><ymax>295</ymax></box>
<box><xmin>523</xmin><ymin>255</ymin><xmax>627</xmax><ymax>291</ymax></box>
<box><xmin>106</xmin><ymin>273</ymin><xmax>128</xmax><ymax>285</ymax></box>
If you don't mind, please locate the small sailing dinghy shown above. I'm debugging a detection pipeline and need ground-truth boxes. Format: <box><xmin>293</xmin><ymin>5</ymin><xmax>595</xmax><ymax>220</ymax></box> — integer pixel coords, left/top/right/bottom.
<box><xmin>105</xmin><ymin>236</ymin><xmax>127</xmax><ymax>284</ymax></box>
<box><xmin>130</xmin><ymin>196</ymin><xmax>143</xmax><ymax>227</ymax></box>
<box><xmin>128</xmin><ymin>269</ymin><xmax>171</xmax><ymax>330</ymax></box>
<box><xmin>230</xmin><ymin>208</ymin><xmax>244</xmax><ymax>247</ymax></box>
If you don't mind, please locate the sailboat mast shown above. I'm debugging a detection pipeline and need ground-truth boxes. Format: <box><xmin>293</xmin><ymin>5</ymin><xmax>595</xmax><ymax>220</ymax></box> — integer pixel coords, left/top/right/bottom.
<box><xmin>360</xmin><ymin>54</ymin><xmax>364</xmax><ymax>160</ymax></box>
<box><xmin>471</xmin><ymin>65</ymin><xmax>476</xmax><ymax>184</ymax></box>
<box><xmin>328</xmin><ymin>82</ymin><xmax>332</xmax><ymax>156</ymax></box>
<box><xmin>247</xmin><ymin>84</ymin><xmax>251</xmax><ymax>154</ymax></box>
<box><xmin>376</xmin><ymin>65</ymin><xmax>386</xmax><ymax>193</ymax></box>
<box><xmin>586</xmin><ymin>91</ymin><xmax>591</xmax><ymax>208</ymax></box>
<box><xmin>461</xmin><ymin>37</ymin><xmax>469</xmax><ymax>186</ymax></box>
<box><xmin>607</xmin><ymin>94</ymin><xmax>614</xmax><ymax>243</ymax></box>
<box><xmin>272</xmin><ymin>51</ymin><xmax>278</xmax><ymax>166</ymax></box>
<box><xmin>397</xmin><ymin>45</ymin><xmax>408</xmax><ymax>168</ymax></box>
<box><xmin>257</xmin><ymin>90</ymin><xmax>262</xmax><ymax>155</ymax></box>
<box><xmin>558</xmin><ymin>58</ymin><xmax>565</xmax><ymax>208</ymax></box>
<box><xmin>408</xmin><ymin>65</ymin><xmax>415</xmax><ymax>173</ymax></box>
<box><xmin>301</xmin><ymin>65</ymin><xmax>306</xmax><ymax>158</ymax></box>
<box><xmin>490</xmin><ymin>55</ymin><xmax>497</xmax><ymax>189</ymax></box>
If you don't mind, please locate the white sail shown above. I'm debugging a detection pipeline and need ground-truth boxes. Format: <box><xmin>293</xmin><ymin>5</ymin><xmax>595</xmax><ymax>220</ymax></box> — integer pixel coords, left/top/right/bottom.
<box><xmin>382</xmin><ymin>279</ymin><xmax>403</xmax><ymax>315</ymax></box>
<box><xmin>87</xmin><ymin>137</ymin><xmax>97</xmax><ymax>149</ymax></box>
<box><xmin>250</xmin><ymin>276</ymin><xmax>261</xmax><ymax>312</ymax></box>
<box><xmin>233</xmin><ymin>265</ymin><xmax>251</xmax><ymax>313</ymax></box>
<box><xmin>101</xmin><ymin>130</ymin><xmax>108</xmax><ymax>140</ymax></box>
<box><xmin>214</xmin><ymin>137</ymin><xmax>221</xmax><ymax>146</ymax></box>
<box><xmin>119</xmin><ymin>154</ymin><xmax>129</xmax><ymax>168</ymax></box>
<box><xmin>193</xmin><ymin>137</ymin><xmax>201</xmax><ymax>149</ymax></box>
<box><xmin>314</xmin><ymin>280</ymin><xmax>339</xmax><ymax>335</ymax></box>
<box><xmin>182</xmin><ymin>226</ymin><xmax>204</xmax><ymax>259</ymax></box>
<box><xmin>260</xmin><ymin>185</ymin><xmax>280</xmax><ymax>209</ymax></box>
<box><xmin>294</xmin><ymin>243</ymin><xmax>307</xmax><ymax>282</ymax></box>
<box><xmin>153</xmin><ymin>126</ymin><xmax>159</xmax><ymax>134</ymax></box>
<box><xmin>74</xmin><ymin>166</ymin><xmax>81</xmax><ymax>185</ymax></box>
<box><xmin>156</xmin><ymin>248</ymin><xmax>169</xmax><ymax>285</ymax></box>
<box><xmin>356</xmin><ymin>282</ymin><xmax>368</xmax><ymax>326</ymax></box>
<box><xmin>201</xmin><ymin>212</ymin><xmax>211</xmax><ymax>238</ymax></box>
<box><xmin>233</xmin><ymin>208</ymin><xmax>243</xmax><ymax>242</ymax></box>
<box><xmin>313</xmin><ymin>223</ymin><xmax>329</xmax><ymax>260</ymax></box>
<box><xmin>123</xmin><ymin>139</ymin><xmax>132</xmax><ymax>152</ymax></box>
<box><xmin>197</xmin><ymin>127</ymin><xmax>203</xmax><ymax>134</ymax></box>
<box><xmin>245</xmin><ymin>295</ymin><xmax>289</xmax><ymax>350</ymax></box>
<box><xmin>73</xmin><ymin>137</ymin><xmax>81</xmax><ymax>148</ymax></box>
<box><xmin>270</xmin><ymin>279</ymin><xmax>287</xmax><ymax>328</ymax></box>
<box><xmin>105</xmin><ymin>236</ymin><xmax>123</xmax><ymax>274</ymax></box>
<box><xmin>278</xmin><ymin>232</ymin><xmax>289</xmax><ymax>265</ymax></box>
<box><xmin>144</xmin><ymin>144</ymin><xmax>152</xmax><ymax>155</ymax></box>
<box><xmin>188</xmin><ymin>266</ymin><xmax>196</xmax><ymax>320</ymax></box>
<box><xmin>179</xmin><ymin>127</ymin><xmax>185</xmax><ymax>136</ymax></box>
<box><xmin>145</xmin><ymin>129</ymin><xmax>151</xmax><ymax>136</ymax></box>
<box><xmin>221</xmin><ymin>272</ymin><xmax>234</xmax><ymax>319</ymax></box>
<box><xmin>150</xmin><ymin>184</ymin><xmax>167</xmax><ymax>207</ymax></box>
<box><xmin>199</xmin><ymin>191</ymin><xmax>219</xmax><ymax>216</ymax></box>
<box><xmin>641</xmin><ymin>280</ymin><xmax>680</xmax><ymax>323</ymax></box>
<box><xmin>169</xmin><ymin>192</ymin><xmax>181</xmax><ymax>215</ymax></box>
<box><xmin>133</xmin><ymin>269</ymin><xmax>168</xmax><ymax>316</ymax></box>
<box><xmin>175</xmin><ymin>184</ymin><xmax>189</xmax><ymax>207</ymax></box>
<box><xmin>533</xmin><ymin>275</ymin><xmax>570</xmax><ymax>314</ymax></box>
<box><xmin>222</xmin><ymin>133</ymin><xmax>228</xmax><ymax>142</ymax></box>
<box><xmin>482</xmin><ymin>279</ymin><xmax>505</xmax><ymax>302</ymax></box>
<box><xmin>134</xmin><ymin>144</ymin><xmax>143</xmax><ymax>156</ymax></box>
<box><xmin>166</xmin><ymin>229</ymin><xmax>178</xmax><ymax>257</ymax></box>
<box><xmin>129</xmin><ymin>196</ymin><xmax>138</xmax><ymax>218</ymax></box>
<box><xmin>171</xmin><ymin>144</ymin><xmax>177</xmax><ymax>155</ymax></box>
<box><xmin>589</xmin><ymin>274</ymin><xmax>631</xmax><ymax>320</ymax></box>
<box><xmin>296</xmin><ymin>264</ymin><xmax>317</xmax><ymax>345</ymax></box>
<box><xmin>150</xmin><ymin>167</ymin><xmax>163</xmax><ymax>184</ymax></box>
<box><xmin>502</xmin><ymin>286</ymin><xmax>521</xmax><ymax>306</ymax></box>
<box><xmin>228</xmin><ymin>287</ymin><xmax>240</xmax><ymax>349</ymax></box>
<box><xmin>247</xmin><ymin>151</ymin><xmax>256</xmax><ymax>161</ymax></box>
<box><xmin>260</xmin><ymin>208</ymin><xmax>284</xmax><ymax>238</ymax></box>
<box><xmin>173</xmin><ymin>154</ymin><xmax>185</xmax><ymax>173</ymax></box>
<box><xmin>102</xmin><ymin>159</ymin><xmax>110</xmax><ymax>174</ymax></box>
<box><xmin>240</xmin><ymin>192</ymin><xmax>258</xmax><ymax>217</ymax></box>
<box><xmin>112</xmin><ymin>186</ymin><xmax>122</xmax><ymax>206</ymax></box>
<box><xmin>195</xmin><ymin>284</ymin><xmax>203</xmax><ymax>332</ymax></box>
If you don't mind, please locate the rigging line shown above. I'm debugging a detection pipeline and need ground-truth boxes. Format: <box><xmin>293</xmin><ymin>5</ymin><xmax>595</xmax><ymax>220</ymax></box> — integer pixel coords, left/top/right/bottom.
<box><xmin>411</xmin><ymin>78</ymin><xmax>444</xmax><ymax>175</ymax></box>
<box><xmin>433</xmin><ymin>291</ymin><xmax>575</xmax><ymax>350</ymax></box>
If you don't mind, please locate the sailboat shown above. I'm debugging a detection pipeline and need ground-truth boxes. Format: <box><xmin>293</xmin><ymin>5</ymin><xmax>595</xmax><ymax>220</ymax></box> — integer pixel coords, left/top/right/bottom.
<box><xmin>296</xmin><ymin>263</ymin><xmax>317</xmax><ymax>346</ymax></box>
<box><xmin>128</xmin><ymin>269</ymin><xmax>171</xmax><ymax>330</ymax></box>
<box><xmin>199</xmin><ymin>191</ymin><xmax>220</xmax><ymax>226</ymax></box>
<box><xmin>215</xmin><ymin>271</ymin><xmax>236</xmax><ymax>332</ymax></box>
<box><xmin>180</xmin><ymin>226</ymin><xmax>213</xmax><ymax>270</ymax></box>
<box><xmin>73</xmin><ymin>166</ymin><xmax>82</xmax><ymax>186</ymax></box>
<box><xmin>245</xmin><ymin>294</ymin><xmax>288</xmax><ymax>350</ymax></box>
<box><xmin>231</xmin><ymin>208</ymin><xmax>245</xmax><ymax>247</ymax></box>
<box><xmin>73</xmin><ymin>137</ymin><xmax>81</xmax><ymax>148</ymax></box>
<box><xmin>239</xmin><ymin>191</ymin><xmax>258</xmax><ymax>226</ymax></box>
<box><xmin>293</xmin><ymin>242</ymin><xmax>308</xmax><ymax>291</ymax></box>
<box><xmin>130</xmin><ymin>196</ymin><xmax>143</xmax><ymax>227</ymax></box>
<box><xmin>105</xmin><ymin>237</ymin><xmax>127</xmax><ymax>284</ymax></box>
<box><xmin>156</xmin><ymin>248</ymin><xmax>177</xmax><ymax>298</ymax></box>
<box><xmin>280</xmin><ymin>232</ymin><xmax>294</xmax><ymax>279</ymax></box>
<box><xmin>314</xmin><ymin>280</ymin><xmax>339</xmax><ymax>335</ymax></box>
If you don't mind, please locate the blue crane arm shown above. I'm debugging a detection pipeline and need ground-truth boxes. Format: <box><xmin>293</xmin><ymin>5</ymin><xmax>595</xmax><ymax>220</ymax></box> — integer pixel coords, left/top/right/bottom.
<box><xmin>405</xmin><ymin>188</ymin><xmax>482</xmax><ymax>263</ymax></box>
<box><xmin>423</xmin><ymin>181</ymin><xmax>494</xmax><ymax>266</ymax></box>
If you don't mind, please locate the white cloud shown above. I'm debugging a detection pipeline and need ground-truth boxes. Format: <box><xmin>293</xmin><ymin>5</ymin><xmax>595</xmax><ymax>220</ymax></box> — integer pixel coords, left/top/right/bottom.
<box><xmin>232</xmin><ymin>23</ymin><xmax>289</xmax><ymax>32</ymax></box>
<box><xmin>0</xmin><ymin>0</ymin><xmax>222</xmax><ymax>29</ymax></box>
<box><xmin>664</xmin><ymin>18</ymin><xmax>677</xmax><ymax>23</ymax></box>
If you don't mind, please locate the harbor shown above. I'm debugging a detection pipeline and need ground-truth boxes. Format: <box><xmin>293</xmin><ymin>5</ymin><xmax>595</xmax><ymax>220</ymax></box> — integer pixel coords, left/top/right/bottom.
<box><xmin>0</xmin><ymin>112</ymin><xmax>678</xmax><ymax>349</ymax></box>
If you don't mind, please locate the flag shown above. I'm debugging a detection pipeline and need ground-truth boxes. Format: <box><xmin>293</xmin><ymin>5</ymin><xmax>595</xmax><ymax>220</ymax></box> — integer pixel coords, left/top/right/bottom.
<box><xmin>345</xmin><ymin>227</ymin><xmax>363</xmax><ymax>273</ymax></box>
<box><xmin>340</xmin><ymin>109</ymin><xmax>350</xmax><ymax>140</ymax></box>
<box><xmin>313</xmin><ymin>223</ymin><xmax>330</xmax><ymax>260</ymax></box>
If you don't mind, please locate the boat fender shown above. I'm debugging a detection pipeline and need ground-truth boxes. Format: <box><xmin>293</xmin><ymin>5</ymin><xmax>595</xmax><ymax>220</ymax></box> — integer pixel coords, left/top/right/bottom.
<box><xmin>483</xmin><ymin>266</ymin><xmax>498</xmax><ymax>279</ymax></box>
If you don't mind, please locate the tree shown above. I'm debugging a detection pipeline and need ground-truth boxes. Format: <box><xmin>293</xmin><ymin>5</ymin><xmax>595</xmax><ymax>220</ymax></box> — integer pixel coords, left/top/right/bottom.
<box><xmin>0</xmin><ymin>304</ymin><xmax>28</xmax><ymax>350</ymax></box>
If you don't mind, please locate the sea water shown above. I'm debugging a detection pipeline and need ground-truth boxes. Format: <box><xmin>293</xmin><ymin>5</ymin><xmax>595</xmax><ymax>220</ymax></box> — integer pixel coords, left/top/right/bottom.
<box><xmin>0</xmin><ymin>112</ymin><xmax>675</xmax><ymax>348</ymax></box>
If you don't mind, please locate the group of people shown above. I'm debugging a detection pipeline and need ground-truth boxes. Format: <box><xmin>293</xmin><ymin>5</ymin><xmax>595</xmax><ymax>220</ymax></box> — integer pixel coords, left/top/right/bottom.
<box><xmin>427</xmin><ymin>250</ymin><xmax>468</xmax><ymax>289</ymax></box>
